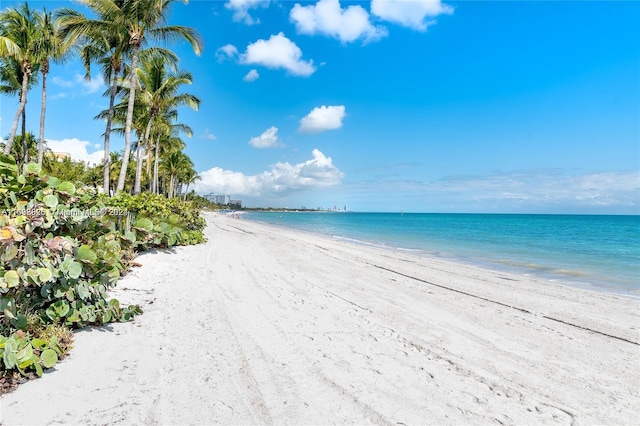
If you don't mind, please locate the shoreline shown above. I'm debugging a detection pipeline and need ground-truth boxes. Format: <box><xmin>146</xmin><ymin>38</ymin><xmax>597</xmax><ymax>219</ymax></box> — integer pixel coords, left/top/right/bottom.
<box><xmin>243</xmin><ymin>211</ymin><xmax>640</xmax><ymax>298</ymax></box>
<box><xmin>1</xmin><ymin>212</ymin><xmax>638</xmax><ymax>424</ymax></box>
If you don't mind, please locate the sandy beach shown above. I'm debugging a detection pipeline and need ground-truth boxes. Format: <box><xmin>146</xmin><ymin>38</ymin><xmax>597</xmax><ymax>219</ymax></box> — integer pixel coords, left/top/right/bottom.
<box><xmin>1</xmin><ymin>212</ymin><xmax>638</xmax><ymax>425</ymax></box>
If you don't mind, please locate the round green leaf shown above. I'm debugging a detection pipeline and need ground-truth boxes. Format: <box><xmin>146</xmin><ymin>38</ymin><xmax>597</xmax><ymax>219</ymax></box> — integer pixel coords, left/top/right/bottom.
<box><xmin>40</xmin><ymin>349</ymin><xmax>58</xmax><ymax>368</ymax></box>
<box><xmin>68</xmin><ymin>261</ymin><xmax>83</xmax><ymax>279</ymax></box>
<box><xmin>43</xmin><ymin>194</ymin><xmax>59</xmax><ymax>208</ymax></box>
<box><xmin>1</xmin><ymin>244</ymin><xmax>18</xmax><ymax>262</ymax></box>
<box><xmin>25</xmin><ymin>163</ymin><xmax>41</xmax><ymax>175</ymax></box>
<box><xmin>38</xmin><ymin>268</ymin><xmax>53</xmax><ymax>283</ymax></box>
<box><xmin>4</xmin><ymin>270</ymin><xmax>20</xmax><ymax>288</ymax></box>
<box><xmin>57</xmin><ymin>181</ymin><xmax>76</xmax><ymax>195</ymax></box>
<box><xmin>76</xmin><ymin>245</ymin><xmax>97</xmax><ymax>263</ymax></box>
<box><xmin>134</xmin><ymin>218</ymin><xmax>154</xmax><ymax>232</ymax></box>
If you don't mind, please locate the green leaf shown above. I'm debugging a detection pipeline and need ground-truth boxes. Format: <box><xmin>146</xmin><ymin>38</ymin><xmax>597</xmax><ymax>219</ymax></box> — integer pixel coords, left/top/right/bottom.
<box><xmin>25</xmin><ymin>163</ymin><xmax>41</xmax><ymax>175</ymax></box>
<box><xmin>31</xmin><ymin>338</ymin><xmax>47</xmax><ymax>350</ymax></box>
<box><xmin>3</xmin><ymin>340</ymin><xmax>16</xmax><ymax>369</ymax></box>
<box><xmin>38</xmin><ymin>268</ymin><xmax>53</xmax><ymax>283</ymax></box>
<box><xmin>57</xmin><ymin>181</ymin><xmax>76</xmax><ymax>195</ymax></box>
<box><xmin>134</xmin><ymin>218</ymin><xmax>154</xmax><ymax>232</ymax></box>
<box><xmin>68</xmin><ymin>261</ymin><xmax>83</xmax><ymax>279</ymax></box>
<box><xmin>77</xmin><ymin>282</ymin><xmax>91</xmax><ymax>301</ymax></box>
<box><xmin>14</xmin><ymin>314</ymin><xmax>27</xmax><ymax>330</ymax></box>
<box><xmin>76</xmin><ymin>245</ymin><xmax>97</xmax><ymax>264</ymax></box>
<box><xmin>43</xmin><ymin>194</ymin><xmax>58</xmax><ymax>208</ymax></box>
<box><xmin>40</xmin><ymin>349</ymin><xmax>58</xmax><ymax>368</ymax></box>
<box><xmin>4</xmin><ymin>270</ymin><xmax>20</xmax><ymax>288</ymax></box>
<box><xmin>1</xmin><ymin>244</ymin><xmax>18</xmax><ymax>262</ymax></box>
<box><xmin>123</xmin><ymin>231</ymin><xmax>136</xmax><ymax>243</ymax></box>
<box><xmin>34</xmin><ymin>359</ymin><xmax>43</xmax><ymax>377</ymax></box>
<box><xmin>16</xmin><ymin>343</ymin><xmax>33</xmax><ymax>365</ymax></box>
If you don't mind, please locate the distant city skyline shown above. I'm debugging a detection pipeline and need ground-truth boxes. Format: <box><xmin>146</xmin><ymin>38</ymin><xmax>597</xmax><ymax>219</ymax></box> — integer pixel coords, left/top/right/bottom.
<box><xmin>1</xmin><ymin>0</ymin><xmax>638</xmax><ymax>214</ymax></box>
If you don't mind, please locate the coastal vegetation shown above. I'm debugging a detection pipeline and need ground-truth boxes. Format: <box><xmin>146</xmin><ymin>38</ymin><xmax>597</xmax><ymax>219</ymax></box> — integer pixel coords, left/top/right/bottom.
<box><xmin>0</xmin><ymin>0</ymin><xmax>207</xmax><ymax>389</ymax></box>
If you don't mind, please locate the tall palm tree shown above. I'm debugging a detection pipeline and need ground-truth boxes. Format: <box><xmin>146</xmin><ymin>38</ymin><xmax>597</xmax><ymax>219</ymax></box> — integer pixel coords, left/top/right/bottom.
<box><xmin>132</xmin><ymin>52</ymin><xmax>199</xmax><ymax>194</ymax></box>
<box><xmin>160</xmin><ymin>150</ymin><xmax>192</xmax><ymax>198</ymax></box>
<box><xmin>0</xmin><ymin>3</ymin><xmax>39</xmax><ymax>155</ymax></box>
<box><xmin>57</xmin><ymin>5</ymin><xmax>130</xmax><ymax>194</ymax></box>
<box><xmin>181</xmin><ymin>168</ymin><xmax>199</xmax><ymax>200</ymax></box>
<box><xmin>149</xmin><ymin>113</ymin><xmax>191</xmax><ymax>194</ymax></box>
<box><xmin>34</xmin><ymin>8</ymin><xmax>71</xmax><ymax>167</ymax></box>
<box><xmin>81</xmin><ymin>0</ymin><xmax>202</xmax><ymax>194</ymax></box>
<box><xmin>0</xmin><ymin>57</ymin><xmax>39</xmax><ymax>166</ymax></box>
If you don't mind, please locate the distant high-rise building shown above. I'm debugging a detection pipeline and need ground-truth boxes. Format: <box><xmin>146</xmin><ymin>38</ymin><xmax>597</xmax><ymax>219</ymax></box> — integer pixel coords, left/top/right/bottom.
<box><xmin>203</xmin><ymin>193</ymin><xmax>231</xmax><ymax>205</ymax></box>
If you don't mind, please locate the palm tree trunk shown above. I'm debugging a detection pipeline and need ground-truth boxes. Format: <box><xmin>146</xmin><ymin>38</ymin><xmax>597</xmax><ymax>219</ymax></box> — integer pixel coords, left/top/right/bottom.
<box><xmin>145</xmin><ymin>136</ymin><xmax>155</xmax><ymax>187</ymax></box>
<box><xmin>116</xmin><ymin>43</ymin><xmax>140</xmax><ymax>193</ymax></box>
<box><xmin>134</xmin><ymin>141</ymin><xmax>143</xmax><ymax>194</ymax></box>
<box><xmin>169</xmin><ymin>174</ymin><xmax>176</xmax><ymax>198</ymax></box>
<box><xmin>37</xmin><ymin>60</ymin><xmax>49</xmax><ymax>166</ymax></box>
<box><xmin>153</xmin><ymin>139</ymin><xmax>160</xmax><ymax>194</ymax></box>
<box><xmin>3</xmin><ymin>65</ymin><xmax>29</xmax><ymax>155</ymax></box>
<box><xmin>21</xmin><ymin>108</ymin><xmax>28</xmax><ymax>172</ymax></box>
<box><xmin>134</xmin><ymin>115</ymin><xmax>154</xmax><ymax>194</ymax></box>
<box><xmin>103</xmin><ymin>68</ymin><xmax>118</xmax><ymax>195</ymax></box>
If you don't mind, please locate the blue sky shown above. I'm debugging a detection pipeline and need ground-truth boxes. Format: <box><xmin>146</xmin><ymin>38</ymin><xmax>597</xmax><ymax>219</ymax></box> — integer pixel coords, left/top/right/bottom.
<box><xmin>1</xmin><ymin>0</ymin><xmax>639</xmax><ymax>213</ymax></box>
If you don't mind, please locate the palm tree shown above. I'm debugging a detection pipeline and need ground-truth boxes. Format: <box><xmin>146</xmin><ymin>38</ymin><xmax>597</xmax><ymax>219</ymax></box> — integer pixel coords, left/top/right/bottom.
<box><xmin>57</xmin><ymin>5</ymin><xmax>130</xmax><ymax>194</ymax></box>
<box><xmin>132</xmin><ymin>52</ymin><xmax>199</xmax><ymax>194</ymax></box>
<box><xmin>0</xmin><ymin>3</ymin><xmax>39</xmax><ymax>155</ymax></box>
<box><xmin>181</xmin><ymin>168</ymin><xmax>199</xmax><ymax>200</ymax></box>
<box><xmin>160</xmin><ymin>150</ymin><xmax>192</xmax><ymax>198</ymax></box>
<box><xmin>149</xmin><ymin>114</ymin><xmax>191</xmax><ymax>194</ymax></box>
<box><xmin>0</xmin><ymin>57</ymin><xmax>39</xmax><ymax>166</ymax></box>
<box><xmin>1</xmin><ymin>131</ymin><xmax>37</xmax><ymax>169</ymax></box>
<box><xmin>85</xmin><ymin>0</ymin><xmax>202</xmax><ymax>194</ymax></box>
<box><xmin>34</xmin><ymin>8</ymin><xmax>71</xmax><ymax>167</ymax></box>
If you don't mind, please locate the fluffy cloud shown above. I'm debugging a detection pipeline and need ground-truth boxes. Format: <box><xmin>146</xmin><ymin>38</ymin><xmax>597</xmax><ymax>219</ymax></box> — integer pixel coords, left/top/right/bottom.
<box><xmin>243</xmin><ymin>69</ymin><xmax>260</xmax><ymax>82</ymax></box>
<box><xmin>203</xmin><ymin>129</ymin><xmax>217</xmax><ymax>141</ymax></box>
<box><xmin>290</xmin><ymin>0</ymin><xmax>387</xmax><ymax>43</ymax></box>
<box><xmin>195</xmin><ymin>149</ymin><xmax>344</xmax><ymax>196</ymax></box>
<box><xmin>371</xmin><ymin>0</ymin><xmax>453</xmax><ymax>31</ymax></box>
<box><xmin>249</xmin><ymin>126</ymin><xmax>280</xmax><ymax>148</ymax></box>
<box><xmin>52</xmin><ymin>74</ymin><xmax>105</xmax><ymax>94</ymax></box>
<box><xmin>299</xmin><ymin>105</ymin><xmax>346</xmax><ymax>133</ymax></box>
<box><xmin>225</xmin><ymin>0</ymin><xmax>270</xmax><ymax>25</ymax></box>
<box><xmin>216</xmin><ymin>43</ymin><xmax>239</xmax><ymax>61</ymax></box>
<box><xmin>240</xmin><ymin>33</ymin><xmax>316</xmax><ymax>77</ymax></box>
<box><xmin>46</xmin><ymin>138</ymin><xmax>104</xmax><ymax>165</ymax></box>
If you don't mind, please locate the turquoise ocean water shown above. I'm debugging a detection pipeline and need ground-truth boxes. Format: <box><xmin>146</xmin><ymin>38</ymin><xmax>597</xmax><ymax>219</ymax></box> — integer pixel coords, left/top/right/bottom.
<box><xmin>244</xmin><ymin>212</ymin><xmax>640</xmax><ymax>297</ymax></box>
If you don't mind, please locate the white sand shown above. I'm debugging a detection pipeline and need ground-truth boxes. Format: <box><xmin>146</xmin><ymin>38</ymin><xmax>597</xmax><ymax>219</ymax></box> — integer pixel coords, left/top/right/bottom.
<box><xmin>1</xmin><ymin>212</ymin><xmax>639</xmax><ymax>425</ymax></box>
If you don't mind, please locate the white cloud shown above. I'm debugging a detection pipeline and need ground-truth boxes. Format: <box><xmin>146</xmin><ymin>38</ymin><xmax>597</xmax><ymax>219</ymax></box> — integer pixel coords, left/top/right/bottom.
<box><xmin>46</xmin><ymin>138</ymin><xmax>104</xmax><ymax>165</ymax></box>
<box><xmin>244</xmin><ymin>69</ymin><xmax>260</xmax><ymax>82</ymax></box>
<box><xmin>203</xmin><ymin>129</ymin><xmax>217</xmax><ymax>141</ymax></box>
<box><xmin>76</xmin><ymin>74</ymin><xmax>104</xmax><ymax>94</ymax></box>
<box><xmin>371</xmin><ymin>0</ymin><xmax>453</xmax><ymax>31</ymax></box>
<box><xmin>52</xmin><ymin>76</ymin><xmax>73</xmax><ymax>87</ymax></box>
<box><xmin>290</xmin><ymin>0</ymin><xmax>387</xmax><ymax>43</ymax></box>
<box><xmin>52</xmin><ymin>74</ymin><xmax>105</xmax><ymax>94</ymax></box>
<box><xmin>249</xmin><ymin>126</ymin><xmax>280</xmax><ymax>148</ymax></box>
<box><xmin>299</xmin><ymin>105</ymin><xmax>346</xmax><ymax>133</ymax></box>
<box><xmin>241</xmin><ymin>33</ymin><xmax>316</xmax><ymax>77</ymax></box>
<box><xmin>195</xmin><ymin>149</ymin><xmax>344</xmax><ymax>196</ymax></box>
<box><xmin>216</xmin><ymin>44</ymin><xmax>239</xmax><ymax>61</ymax></box>
<box><xmin>225</xmin><ymin>0</ymin><xmax>270</xmax><ymax>25</ymax></box>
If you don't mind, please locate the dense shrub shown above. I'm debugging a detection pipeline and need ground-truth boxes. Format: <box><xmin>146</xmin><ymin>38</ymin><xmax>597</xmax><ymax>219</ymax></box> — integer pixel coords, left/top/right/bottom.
<box><xmin>0</xmin><ymin>155</ymin><xmax>205</xmax><ymax>380</ymax></box>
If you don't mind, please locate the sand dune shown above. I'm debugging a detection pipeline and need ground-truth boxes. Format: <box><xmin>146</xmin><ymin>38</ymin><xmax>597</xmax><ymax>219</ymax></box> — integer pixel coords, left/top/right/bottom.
<box><xmin>1</xmin><ymin>212</ymin><xmax>638</xmax><ymax>425</ymax></box>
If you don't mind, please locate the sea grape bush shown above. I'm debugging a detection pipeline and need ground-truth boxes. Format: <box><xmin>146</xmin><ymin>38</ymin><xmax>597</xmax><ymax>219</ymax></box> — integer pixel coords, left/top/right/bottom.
<box><xmin>103</xmin><ymin>192</ymin><xmax>206</xmax><ymax>248</ymax></box>
<box><xmin>0</xmin><ymin>155</ymin><xmax>206</xmax><ymax>379</ymax></box>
